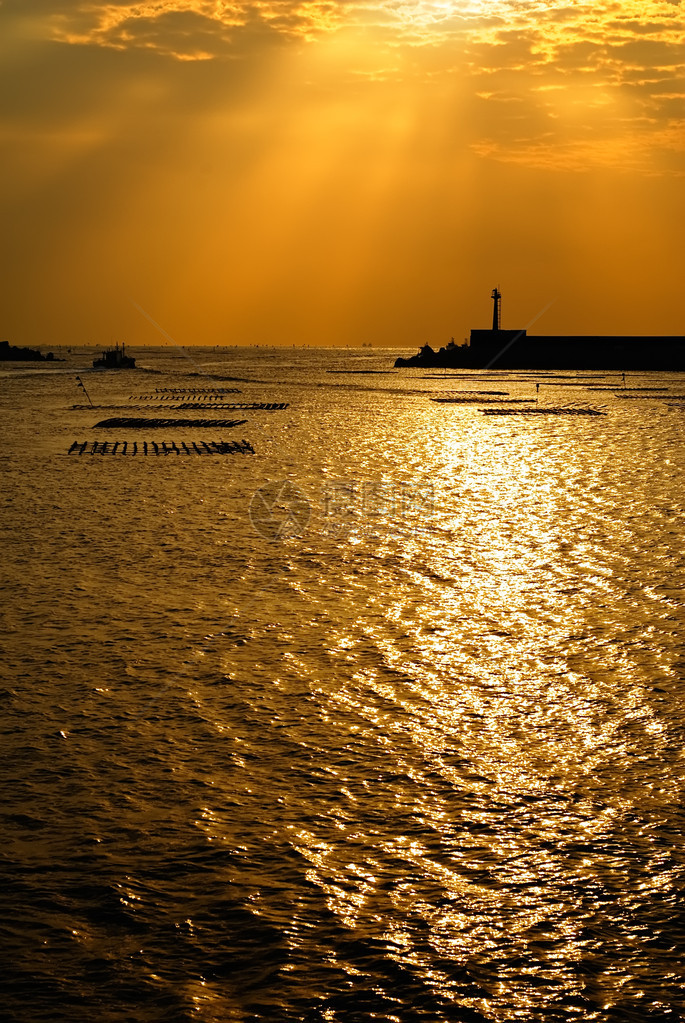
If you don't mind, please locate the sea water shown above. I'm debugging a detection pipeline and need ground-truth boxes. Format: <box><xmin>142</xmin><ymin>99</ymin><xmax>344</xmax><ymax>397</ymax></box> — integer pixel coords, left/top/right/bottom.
<box><xmin>1</xmin><ymin>347</ymin><xmax>684</xmax><ymax>1022</ymax></box>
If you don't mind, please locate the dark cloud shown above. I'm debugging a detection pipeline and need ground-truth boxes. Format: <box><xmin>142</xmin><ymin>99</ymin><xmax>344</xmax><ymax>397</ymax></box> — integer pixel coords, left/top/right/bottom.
<box><xmin>92</xmin><ymin>8</ymin><xmax>292</xmax><ymax>61</ymax></box>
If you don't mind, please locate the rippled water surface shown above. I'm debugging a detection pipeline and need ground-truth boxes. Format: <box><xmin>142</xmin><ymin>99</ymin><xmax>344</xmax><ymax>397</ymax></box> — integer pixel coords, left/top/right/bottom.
<box><xmin>1</xmin><ymin>347</ymin><xmax>684</xmax><ymax>1022</ymax></box>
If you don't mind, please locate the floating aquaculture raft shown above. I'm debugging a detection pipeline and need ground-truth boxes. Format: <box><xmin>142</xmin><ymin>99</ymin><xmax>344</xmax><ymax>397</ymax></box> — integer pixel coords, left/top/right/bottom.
<box><xmin>482</xmin><ymin>406</ymin><xmax>607</xmax><ymax>416</ymax></box>
<box><xmin>432</xmin><ymin>396</ymin><xmax>535</xmax><ymax>404</ymax></box>
<box><xmin>68</xmin><ymin>439</ymin><xmax>254</xmax><ymax>455</ymax></box>
<box><xmin>93</xmin><ymin>417</ymin><xmax>248</xmax><ymax>429</ymax></box>
<box><xmin>131</xmin><ymin>387</ymin><xmax>243</xmax><ymax>396</ymax></box>
<box><xmin>73</xmin><ymin>402</ymin><xmax>287</xmax><ymax>412</ymax></box>
<box><xmin>587</xmin><ymin>386</ymin><xmax>670</xmax><ymax>392</ymax></box>
<box><xmin>172</xmin><ymin>402</ymin><xmax>288</xmax><ymax>411</ymax></box>
<box><xmin>130</xmin><ymin>393</ymin><xmax>243</xmax><ymax>402</ymax></box>
<box><xmin>424</xmin><ymin>382</ymin><xmax>511</xmax><ymax>391</ymax></box>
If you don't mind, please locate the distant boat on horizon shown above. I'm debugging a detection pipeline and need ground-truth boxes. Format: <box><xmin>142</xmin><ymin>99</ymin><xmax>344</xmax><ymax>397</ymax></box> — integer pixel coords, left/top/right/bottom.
<box><xmin>92</xmin><ymin>343</ymin><xmax>136</xmax><ymax>369</ymax></box>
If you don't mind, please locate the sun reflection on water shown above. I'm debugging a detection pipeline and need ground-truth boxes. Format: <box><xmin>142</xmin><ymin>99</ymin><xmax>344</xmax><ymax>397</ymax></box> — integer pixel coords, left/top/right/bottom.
<box><xmin>3</xmin><ymin>355</ymin><xmax>683</xmax><ymax>1021</ymax></box>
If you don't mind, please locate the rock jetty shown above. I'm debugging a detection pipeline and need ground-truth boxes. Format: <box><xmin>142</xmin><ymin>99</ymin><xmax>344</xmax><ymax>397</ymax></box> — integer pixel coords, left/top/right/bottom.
<box><xmin>0</xmin><ymin>340</ymin><xmax>58</xmax><ymax>362</ymax></box>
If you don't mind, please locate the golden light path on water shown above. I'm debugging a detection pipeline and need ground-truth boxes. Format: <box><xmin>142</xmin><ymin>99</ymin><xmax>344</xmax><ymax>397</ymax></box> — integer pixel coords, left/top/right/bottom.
<box><xmin>165</xmin><ymin>367</ymin><xmax>682</xmax><ymax>1019</ymax></box>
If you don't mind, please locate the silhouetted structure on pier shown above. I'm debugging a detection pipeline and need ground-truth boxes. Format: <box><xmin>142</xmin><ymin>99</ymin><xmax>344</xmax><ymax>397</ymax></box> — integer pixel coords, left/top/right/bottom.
<box><xmin>395</xmin><ymin>291</ymin><xmax>685</xmax><ymax>370</ymax></box>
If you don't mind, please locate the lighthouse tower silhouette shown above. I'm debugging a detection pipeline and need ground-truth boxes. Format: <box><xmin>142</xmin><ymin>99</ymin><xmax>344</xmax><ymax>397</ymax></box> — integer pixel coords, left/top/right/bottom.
<box><xmin>491</xmin><ymin>287</ymin><xmax>502</xmax><ymax>331</ymax></box>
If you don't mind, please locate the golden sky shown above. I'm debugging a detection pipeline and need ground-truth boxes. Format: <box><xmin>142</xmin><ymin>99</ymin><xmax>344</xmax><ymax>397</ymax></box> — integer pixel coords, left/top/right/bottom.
<box><xmin>1</xmin><ymin>0</ymin><xmax>683</xmax><ymax>346</ymax></box>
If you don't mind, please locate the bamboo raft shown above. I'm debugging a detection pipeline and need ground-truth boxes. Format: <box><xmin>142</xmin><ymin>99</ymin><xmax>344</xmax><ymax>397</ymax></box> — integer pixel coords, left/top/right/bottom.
<box><xmin>616</xmin><ymin>394</ymin><xmax>685</xmax><ymax>400</ymax></box>
<box><xmin>588</xmin><ymin>386</ymin><xmax>669</xmax><ymax>392</ymax></box>
<box><xmin>173</xmin><ymin>401</ymin><xmax>288</xmax><ymax>410</ymax></box>
<box><xmin>68</xmin><ymin>439</ymin><xmax>254</xmax><ymax>455</ymax></box>
<box><xmin>130</xmin><ymin>390</ymin><xmax>241</xmax><ymax>400</ymax></box>
<box><xmin>140</xmin><ymin>387</ymin><xmax>242</xmax><ymax>395</ymax></box>
<box><xmin>482</xmin><ymin>406</ymin><xmax>607</xmax><ymax>416</ymax></box>
<box><xmin>432</xmin><ymin>396</ymin><xmax>535</xmax><ymax>404</ymax></box>
<box><xmin>93</xmin><ymin>417</ymin><xmax>248</xmax><ymax>429</ymax></box>
<box><xmin>423</xmin><ymin>380</ymin><xmax>512</xmax><ymax>391</ymax></box>
<box><xmin>73</xmin><ymin>402</ymin><xmax>287</xmax><ymax>412</ymax></box>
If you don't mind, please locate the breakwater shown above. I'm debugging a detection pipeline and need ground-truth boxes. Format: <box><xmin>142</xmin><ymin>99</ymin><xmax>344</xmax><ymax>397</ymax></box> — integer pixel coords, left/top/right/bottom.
<box><xmin>396</xmin><ymin>333</ymin><xmax>685</xmax><ymax>371</ymax></box>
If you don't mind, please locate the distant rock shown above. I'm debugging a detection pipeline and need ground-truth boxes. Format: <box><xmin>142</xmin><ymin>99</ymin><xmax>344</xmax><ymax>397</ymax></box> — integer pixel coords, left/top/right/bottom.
<box><xmin>0</xmin><ymin>339</ymin><xmax>60</xmax><ymax>362</ymax></box>
<box><xmin>394</xmin><ymin>339</ymin><xmax>470</xmax><ymax>368</ymax></box>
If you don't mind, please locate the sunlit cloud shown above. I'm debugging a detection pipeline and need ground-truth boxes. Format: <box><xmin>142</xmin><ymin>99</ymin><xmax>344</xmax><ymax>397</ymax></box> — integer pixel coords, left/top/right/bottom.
<box><xmin>38</xmin><ymin>0</ymin><xmax>685</xmax><ymax>67</ymax></box>
<box><xmin>30</xmin><ymin>0</ymin><xmax>683</xmax><ymax>171</ymax></box>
